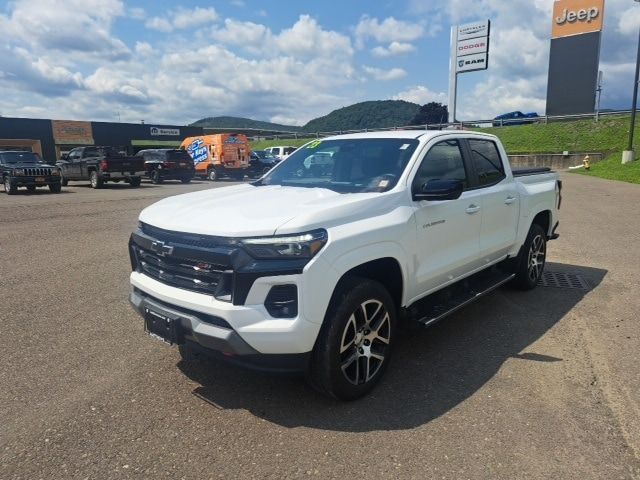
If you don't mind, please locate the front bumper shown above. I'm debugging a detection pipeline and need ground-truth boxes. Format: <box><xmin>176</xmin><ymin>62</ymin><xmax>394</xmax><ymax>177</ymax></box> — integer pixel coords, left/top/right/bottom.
<box><xmin>9</xmin><ymin>175</ymin><xmax>61</xmax><ymax>187</ymax></box>
<box><xmin>129</xmin><ymin>285</ymin><xmax>311</xmax><ymax>373</ymax></box>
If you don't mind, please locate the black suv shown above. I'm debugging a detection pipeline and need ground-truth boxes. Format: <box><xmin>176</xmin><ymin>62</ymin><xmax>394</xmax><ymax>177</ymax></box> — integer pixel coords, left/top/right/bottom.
<box><xmin>1</xmin><ymin>151</ymin><xmax>62</xmax><ymax>194</ymax></box>
<box><xmin>136</xmin><ymin>149</ymin><xmax>195</xmax><ymax>184</ymax></box>
<box><xmin>248</xmin><ymin>150</ymin><xmax>279</xmax><ymax>178</ymax></box>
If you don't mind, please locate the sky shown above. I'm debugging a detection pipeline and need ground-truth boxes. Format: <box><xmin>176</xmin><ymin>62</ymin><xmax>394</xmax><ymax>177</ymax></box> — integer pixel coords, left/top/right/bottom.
<box><xmin>0</xmin><ymin>0</ymin><xmax>638</xmax><ymax>126</ymax></box>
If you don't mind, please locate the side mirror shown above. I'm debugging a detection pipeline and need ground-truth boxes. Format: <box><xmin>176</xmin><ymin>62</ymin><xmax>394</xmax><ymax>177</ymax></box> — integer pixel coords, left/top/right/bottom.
<box><xmin>60</xmin><ymin>154</ymin><xmax>69</xmax><ymax>161</ymax></box>
<box><xmin>413</xmin><ymin>179</ymin><xmax>464</xmax><ymax>201</ymax></box>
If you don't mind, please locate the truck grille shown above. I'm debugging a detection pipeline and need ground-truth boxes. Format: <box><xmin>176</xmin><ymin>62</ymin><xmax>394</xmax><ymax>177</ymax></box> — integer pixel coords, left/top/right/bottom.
<box><xmin>23</xmin><ymin>167</ymin><xmax>53</xmax><ymax>176</ymax></box>
<box><xmin>132</xmin><ymin>243</ymin><xmax>232</xmax><ymax>298</ymax></box>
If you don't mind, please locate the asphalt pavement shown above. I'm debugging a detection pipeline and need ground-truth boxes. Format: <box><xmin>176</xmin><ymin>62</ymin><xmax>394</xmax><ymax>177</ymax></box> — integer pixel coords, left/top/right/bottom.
<box><xmin>0</xmin><ymin>175</ymin><xmax>639</xmax><ymax>479</ymax></box>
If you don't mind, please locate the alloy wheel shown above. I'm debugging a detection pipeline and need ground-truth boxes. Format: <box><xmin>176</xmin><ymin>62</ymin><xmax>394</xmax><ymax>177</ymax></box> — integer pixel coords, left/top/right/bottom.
<box><xmin>339</xmin><ymin>299</ymin><xmax>391</xmax><ymax>385</ymax></box>
<box><xmin>528</xmin><ymin>234</ymin><xmax>546</xmax><ymax>282</ymax></box>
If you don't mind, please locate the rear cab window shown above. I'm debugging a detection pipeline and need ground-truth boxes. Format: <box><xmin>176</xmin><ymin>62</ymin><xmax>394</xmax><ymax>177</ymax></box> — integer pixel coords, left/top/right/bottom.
<box><xmin>413</xmin><ymin>139</ymin><xmax>469</xmax><ymax>191</ymax></box>
<box><xmin>467</xmin><ymin>139</ymin><xmax>505</xmax><ymax>187</ymax></box>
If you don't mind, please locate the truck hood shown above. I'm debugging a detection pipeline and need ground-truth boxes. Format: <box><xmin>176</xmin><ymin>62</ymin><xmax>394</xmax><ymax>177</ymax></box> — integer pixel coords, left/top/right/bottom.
<box><xmin>139</xmin><ymin>183</ymin><xmax>402</xmax><ymax>237</ymax></box>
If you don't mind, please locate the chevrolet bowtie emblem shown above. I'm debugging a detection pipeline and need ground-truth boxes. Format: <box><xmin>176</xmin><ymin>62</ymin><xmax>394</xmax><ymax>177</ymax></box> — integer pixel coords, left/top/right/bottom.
<box><xmin>150</xmin><ymin>240</ymin><xmax>174</xmax><ymax>256</ymax></box>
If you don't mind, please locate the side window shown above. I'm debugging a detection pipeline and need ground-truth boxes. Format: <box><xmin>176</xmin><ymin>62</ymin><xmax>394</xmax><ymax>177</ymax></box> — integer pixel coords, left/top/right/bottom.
<box><xmin>413</xmin><ymin>139</ymin><xmax>468</xmax><ymax>190</ymax></box>
<box><xmin>83</xmin><ymin>147</ymin><xmax>98</xmax><ymax>158</ymax></box>
<box><xmin>467</xmin><ymin>139</ymin><xmax>505</xmax><ymax>187</ymax></box>
<box><xmin>68</xmin><ymin>149</ymin><xmax>79</xmax><ymax>160</ymax></box>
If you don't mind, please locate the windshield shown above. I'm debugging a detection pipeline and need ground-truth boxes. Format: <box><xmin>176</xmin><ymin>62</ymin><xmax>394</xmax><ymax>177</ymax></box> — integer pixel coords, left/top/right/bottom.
<box><xmin>254</xmin><ymin>150</ymin><xmax>276</xmax><ymax>159</ymax></box>
<box><xmin>0</xmin><ymin>151</ymin><xmax>44</xmax><ymax>164</ymax></box>
<box><xmin>259</xmin><ymin>138</ymin><xmax>419</xmax><ymax>193</ymax></box>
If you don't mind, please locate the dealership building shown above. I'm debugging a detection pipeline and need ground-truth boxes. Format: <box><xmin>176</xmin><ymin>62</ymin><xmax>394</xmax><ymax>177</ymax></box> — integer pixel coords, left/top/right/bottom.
<box><xmin>0</xmin><ymin>117</ymin><xmax>208</xmax><ymax>163</ymax></box>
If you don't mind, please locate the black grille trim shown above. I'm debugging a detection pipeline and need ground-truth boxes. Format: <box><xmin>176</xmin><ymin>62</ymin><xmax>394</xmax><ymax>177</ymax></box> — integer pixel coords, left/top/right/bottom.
<box><xmin>22</xmin><ymin>167</ymin><xmax>53</xmax><ymax>176</ymax></box>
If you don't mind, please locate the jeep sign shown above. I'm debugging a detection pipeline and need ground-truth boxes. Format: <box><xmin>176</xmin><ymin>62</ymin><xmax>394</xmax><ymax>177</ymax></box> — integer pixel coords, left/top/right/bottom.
<box><xmin>551</xmin><ymin>0</ymin><xmax>604</xmax><ymax>39</ymax></box>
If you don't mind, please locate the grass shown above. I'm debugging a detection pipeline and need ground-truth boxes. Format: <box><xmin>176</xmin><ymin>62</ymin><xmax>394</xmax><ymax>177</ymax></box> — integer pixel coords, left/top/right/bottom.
<box><xmin>475</xmin><ymin>115</ymin><xmax>639</xmax><ymax>155</ymax></box>
<box><xmin>250</xmin><ymin>114</ymin><xmax>640</xmax><ymax>185</ymax></box>
<box><xmin>572</xmin><ymin>152</ymin><xmax>640</xmax><ymax>184</ymax></box>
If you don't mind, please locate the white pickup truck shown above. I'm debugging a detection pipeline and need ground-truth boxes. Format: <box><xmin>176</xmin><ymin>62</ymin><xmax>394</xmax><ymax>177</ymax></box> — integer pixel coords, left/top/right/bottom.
<box><xmin>129</xmin><ymin>131</ymin><xmax>561</xmax><ymax>400</ymax></box>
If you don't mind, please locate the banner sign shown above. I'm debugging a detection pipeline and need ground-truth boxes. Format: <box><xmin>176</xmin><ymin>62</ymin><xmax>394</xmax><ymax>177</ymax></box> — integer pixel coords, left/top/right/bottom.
<box><xmin>457</xmin><ymin>37</ymin><xmax>488</xmax><ymax>57</ymax></box>
<box><xmin>186</xmin><ymin>138</ymin><xmax>208</xmax><ymax>164</ymax></box>
<box><xmin>51</xmin><ymin>120</ymin><xmax>94</xmax><ymax>145</ymax></box>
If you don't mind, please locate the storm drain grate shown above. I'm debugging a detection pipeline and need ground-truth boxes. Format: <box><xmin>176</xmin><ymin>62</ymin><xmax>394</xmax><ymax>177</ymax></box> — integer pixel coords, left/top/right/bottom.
<box><xmin>538</xmin><ymin>271</ymin><xmax>591</xmax><ymax>291</ymax></box>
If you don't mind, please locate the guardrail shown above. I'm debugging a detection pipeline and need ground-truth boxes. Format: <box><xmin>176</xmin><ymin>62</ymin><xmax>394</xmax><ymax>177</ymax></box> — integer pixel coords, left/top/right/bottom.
<box><xmin>248</xmin><ymin>109</ymin><xmax>634</xmax><ymax>142</ymax></box>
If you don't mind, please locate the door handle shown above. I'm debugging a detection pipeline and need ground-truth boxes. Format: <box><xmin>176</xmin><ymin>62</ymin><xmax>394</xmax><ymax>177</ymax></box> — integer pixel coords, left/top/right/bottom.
<box><xmin>504</xmin><ymin>196</ymin><xmax>517</xmax><ymax>205</ymax></box>
<box><xmin>465</xmin><ymin>204</ymin><xmax>481</xmax><ymax>214</ymax></box>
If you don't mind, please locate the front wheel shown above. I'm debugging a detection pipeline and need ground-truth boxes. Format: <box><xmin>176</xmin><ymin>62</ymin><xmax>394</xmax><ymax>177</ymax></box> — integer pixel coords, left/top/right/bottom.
<box><xmin>309</xmin><ymin>277</ymin><xmax>396</xmax><ymax>400</ymax></box>
<box><xmin>26</xmin><ymin>185</ymin><xmax>36</xmax><ymax>193</ymax></box>
<box><xmin>129</xmin><ymin>176</ymin><xmax>141</xmax><ymax>188</ymax></box>
<box><xmin>89</xmin><ymin>171</ymin><xmax>103</xmax><ymax>189</ymax></box>
<box><xmin>3</xmin><ymin>176</ymin><xmax>17</xmax><ymax>195</ymax></box>
<box><xmin>59</xmin><ymin>170</ymin><xmax>68</xmax><ymax>186</ymax></box>
<box><xmin>207</xmin><ymin>168</ymin><xmax>217</xmax><ymax>181</ymax></box>
<box><xmin>510</xmin><ymin>224</ymin><xmax>547</xmax><ymax>290</ymax></box>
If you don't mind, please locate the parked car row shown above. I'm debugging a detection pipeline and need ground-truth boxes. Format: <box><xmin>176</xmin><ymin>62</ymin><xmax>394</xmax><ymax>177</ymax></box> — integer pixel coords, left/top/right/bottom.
<box><xmin>2</xmin><ymin>142</ymin><xmax>293</xmax><ymax>194</ymax></box>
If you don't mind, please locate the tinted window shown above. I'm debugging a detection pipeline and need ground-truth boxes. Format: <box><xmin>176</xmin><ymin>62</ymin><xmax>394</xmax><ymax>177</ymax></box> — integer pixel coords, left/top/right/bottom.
<box><xmin>413</xmin><ymin>139</ymin><xmax>467</xmax><ymax>190</ymax></box>
<box><xmin>468</xmin><ymin>139</ymin><xmax>505</xmax><ymax>186</ymax></box>
<box><xmin>0</xmin><ymin>151</ymin><xmax>43</xmax><ymax>164</ymax></box>
<box><xmin>260</xmin><ymin>138</ymin><xmax>419</xmax><ymax>193</ymax></box>
<box><xmin>167</xmin><ymin>150</ymin><xmax>193</xmax><ymax>162</ymax></box>
<box><xmin>283</xmin><ymin>147</ymin><xmax>296</xmax><ymax>155</ymax></box>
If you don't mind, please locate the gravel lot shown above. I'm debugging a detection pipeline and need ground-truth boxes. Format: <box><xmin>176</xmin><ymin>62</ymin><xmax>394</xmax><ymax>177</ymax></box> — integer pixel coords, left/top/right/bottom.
<box><xmin>1</xmin><ymin>175</ymin><xmax>639</xmax><ymax>479</ymax></box>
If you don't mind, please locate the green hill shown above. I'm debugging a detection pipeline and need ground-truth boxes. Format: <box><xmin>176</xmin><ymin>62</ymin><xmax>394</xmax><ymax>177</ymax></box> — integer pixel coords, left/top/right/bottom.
<box><xmin>301</xmin><ymin>100</ymin><xmax>420</xmax><ymax>133</ymax></box>
<box><xmin>191</xmin><ymin>116</ymin><xmax>301</xmax><ymax>132</ymax></box>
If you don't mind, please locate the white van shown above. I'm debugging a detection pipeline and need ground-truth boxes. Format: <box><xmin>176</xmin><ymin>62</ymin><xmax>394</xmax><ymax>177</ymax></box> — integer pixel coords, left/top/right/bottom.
<box><xmin>264</xmin><ymin>145</ymin><xmax>297</xmax><ymax>160</ymax></box>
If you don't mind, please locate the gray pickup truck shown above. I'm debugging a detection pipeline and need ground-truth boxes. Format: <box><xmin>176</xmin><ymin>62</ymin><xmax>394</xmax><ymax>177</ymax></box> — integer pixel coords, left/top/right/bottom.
<box><xmin>57</xmin><ymin>146</ymin><xmax>145</xmax><ymax>188</ymax></box>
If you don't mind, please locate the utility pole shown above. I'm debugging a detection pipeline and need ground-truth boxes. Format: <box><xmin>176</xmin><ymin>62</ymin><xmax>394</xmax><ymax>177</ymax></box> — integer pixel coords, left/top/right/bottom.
<box><xmin>623</xmin><ymin>0</ymin><xmax>640</xmax><ymax>164</ymax></box>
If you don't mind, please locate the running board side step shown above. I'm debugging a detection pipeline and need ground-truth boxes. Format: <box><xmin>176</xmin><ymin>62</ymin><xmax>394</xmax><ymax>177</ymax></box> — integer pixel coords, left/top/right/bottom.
<box><xmin>408</xmin><ymin>269</ymin><xmax>515</xmax><ymax>327</ymax></box>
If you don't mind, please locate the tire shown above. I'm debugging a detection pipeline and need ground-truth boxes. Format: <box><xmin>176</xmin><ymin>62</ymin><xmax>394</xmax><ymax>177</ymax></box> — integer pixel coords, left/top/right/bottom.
<box><xmin>3</xmin><ymin>176</ymin><xmax>17</xmax><ymax>195</ymax></box>
<box><xmin>129</xmin><ymin>176</ymin><xmax>141</xmax><ymax>188</ymax></box>
<box><xmin>49</xmin><ymin>183</ymin><xmax>62</xmax><ymax>193</ymax></box>
<box><xmin>150</xmin><ymin>169</ymin><xmax>162</xmax><ymax>184</ymax></box>
<box><xmin>309</xmin><ymin>277</ymin><xmax>396</xmax><ymax>401</ymax></box>
<box><xmin>207</xmin><ymin>168</ymin><xmax>217</xmax><ymax>181</ymax></box>
<box><xmin>510</xmin><ymin>223</ymin><xmax>547</xmax><ymax>290</ymax></box>
<box><xmin>26</xmin><ymin>185</ymin><xmax>36</xmax><ymax>193</ymax></box>
<box><xmin>59</xmin><ymin>170</ymin><xmax>68</xmax><ymax>186</ymax></box>
<box><xmin>89</xmin><ymin>171</ymin><xmax>103</xmax><ymax>189</ymax></box>
<box><xmin>180</xmin><ymin>176</ymin><xmax>192</xmax><ymax>184</ymax></box>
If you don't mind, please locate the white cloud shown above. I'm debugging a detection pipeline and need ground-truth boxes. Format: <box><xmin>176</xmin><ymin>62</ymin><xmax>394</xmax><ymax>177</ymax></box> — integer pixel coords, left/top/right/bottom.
<box><xmin>363</xmin><ymin>66</ymin><xmax>407</xmax><ymax>81</ymax></box>
<box><xmin>146</xmin><ymin>7</ymin><xmax>218</xmax><ymax>32</ymax></box>
<box><xmin>212</xmin><ymin>15</ymin><xmax>353</xmax><ymax>60</ymax></box>
<box><xmin>618</xmin><ymin>5</ymin><xmax>640</xmax><ymax>35</ymax></box>
<box><xmin>371</xmin><ymin>42</ymin><xmax>416</xmax><ymax>57</ymax></box>
<box><xmin>354</xmin><ymin>16</ymin><xmax>425</xmax><ymax>48</ymax></box>
<box><xmin>128</xmin><ymin>7</ymin><xmax>145</xmax><ymax>20</ymax></box>
<box><xmin>392</xmin><ymin>85</ymin><xmax>447</xmax><ymax>105</ymax></box>
<box><xmin>135</xmin><ymin>42</ymin><xmax>153</xmax><ymax>56</ymax></box>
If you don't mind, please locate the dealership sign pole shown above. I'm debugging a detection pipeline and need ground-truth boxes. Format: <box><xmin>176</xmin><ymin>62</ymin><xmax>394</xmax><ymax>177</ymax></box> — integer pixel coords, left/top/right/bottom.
<box><xmin>448</xmin><ymin>20</ymin><xmax>491</xmax><ymax>123</ymax></box>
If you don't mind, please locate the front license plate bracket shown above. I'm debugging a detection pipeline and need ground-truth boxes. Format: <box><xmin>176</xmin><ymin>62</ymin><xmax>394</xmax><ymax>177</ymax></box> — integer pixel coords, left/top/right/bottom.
<box><xmin>144</xmin><ymin>306</ymin><xmax>182</xmax><ymax>345</ymax></box>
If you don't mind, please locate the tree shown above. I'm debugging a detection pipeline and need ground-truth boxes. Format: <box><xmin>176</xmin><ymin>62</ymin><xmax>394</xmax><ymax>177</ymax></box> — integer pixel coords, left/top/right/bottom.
<box><xmin>409</xmin><ymin>102</ymin><xmax>449</xmax><ymax>126</ymax></box>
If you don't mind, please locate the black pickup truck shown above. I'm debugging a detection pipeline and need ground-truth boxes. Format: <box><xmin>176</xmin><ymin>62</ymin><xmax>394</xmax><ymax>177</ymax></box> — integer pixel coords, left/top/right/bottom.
<box><xmin>1</xmin><ymin>151</ymin><xmax>62</xmax><ymax>194</ymax></box>
<box><xmin>57</xmin><ymin>146</ymin><xmax>145</xmax><ymax>188</ymax></box>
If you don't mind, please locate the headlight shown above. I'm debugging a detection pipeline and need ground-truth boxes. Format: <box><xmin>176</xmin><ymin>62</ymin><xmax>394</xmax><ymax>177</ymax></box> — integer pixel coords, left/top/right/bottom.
<box><xmin>242</xmin><ymin>229</ymin><xmax>328</xmax><ymax>259</ymax></box>
<box><xmin>13</xmin><ymin>169</ymin><xmax>24</xmax><ymax>175</ymax></box>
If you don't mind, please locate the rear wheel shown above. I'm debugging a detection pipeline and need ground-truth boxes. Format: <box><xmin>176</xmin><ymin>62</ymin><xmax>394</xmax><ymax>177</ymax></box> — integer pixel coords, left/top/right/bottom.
<box><xmin>207</xmin><ymin>168</ymin><xmax>217</xmax><ymax>181</ymax></box>
<box><xmin>309</xmin><ymin>277</ymin><xmax>396</xmax><ymax>400</ymax></box>
<box><xmin>3</xmin><ymin>176</ymin><xmax>17</xmax><ymax>195</ymax></box>
<box><xmin>89</xmin><ymin>171</ymin><xmax>103</xmax><ymax>189</ymax></box>
<box><xmin>129</xmin><ymin>176</ymin><xmax>142</xmax><ymax>188</ymax></box>
<box><xmin>180</xmin><ymin>176</ymin><xmax>192</xmax><ymax>184</ymax></box>
<box><xmin>49</xmin><ymin>183</ymin><xmax>62</xmax><ymax>193</ymax></box>
<box><xmin>510</xmin><ymin>223</ymin><xmax>547</xmax><ymax>290</ymax></box>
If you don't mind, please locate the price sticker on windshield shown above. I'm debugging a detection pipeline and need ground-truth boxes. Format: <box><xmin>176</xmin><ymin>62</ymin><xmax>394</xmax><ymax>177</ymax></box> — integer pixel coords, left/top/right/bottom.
<box><xmin>306</xmin><ymin>140</ymin><xmax>322</xmax><ymax>149</ymax></box>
